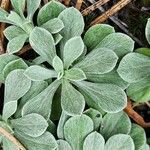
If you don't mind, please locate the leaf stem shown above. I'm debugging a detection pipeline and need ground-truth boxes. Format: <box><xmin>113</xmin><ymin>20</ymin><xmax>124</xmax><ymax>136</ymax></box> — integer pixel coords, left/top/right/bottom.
<box><xmin>0</xmin><ymin>127</ymin><xmax>26</xmax><ymax>150</ymax></box>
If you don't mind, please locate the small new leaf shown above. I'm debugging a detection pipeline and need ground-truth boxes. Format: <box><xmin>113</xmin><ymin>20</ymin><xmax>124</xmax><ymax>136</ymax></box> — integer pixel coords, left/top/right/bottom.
<box><xmin>64</xmin><ymin>68</ymin><xmax>86</xmax><ymax>81</ymax></box>
<box><xmin>53</xmin><ymin>56</ymin><xmax>64</xmax><ymax>74</ymax></box>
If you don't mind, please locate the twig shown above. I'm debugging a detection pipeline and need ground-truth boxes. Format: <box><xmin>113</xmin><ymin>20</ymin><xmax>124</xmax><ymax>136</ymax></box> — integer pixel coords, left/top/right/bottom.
<box><xmin>146</xmin><ymin>102</ymin><xmax>150</xmax><ymax>108</ymax></box>
<box><xmin>0</xmin><ymin>0</ymin><xmax>10</xmax><ymax>54</ymax></box>
<box><xmin>90</xmin><ymin>0</ymin><xmax>132</xmax><ymax>26</ymax></box>
<box><xmin>0</xmin><ymin>127</ymin><xmax>26</xmax><ymax>150</ymax></box>
<box><xmin>76</xmin><ymin>0</ymin><xmax>83</xmax><ymax>10</ymax></box>
<box><xmin>124</xmin><ymin>100</ymin><xmax>150</xmax><ymax>128</ymax></box>
<box><xmin>63</xmin><ymin>0</ymin><xmax>70</xmax><ymax>6</ymax></box>
<box><xmin>82</xmin><ymin>0</ymin><xmax>110</xmax><ymax>16</ymax></box>
<box><xmin>17</xmin><ymin>44</ymin><xmax>32</xmax><ymax>55</ymax></box>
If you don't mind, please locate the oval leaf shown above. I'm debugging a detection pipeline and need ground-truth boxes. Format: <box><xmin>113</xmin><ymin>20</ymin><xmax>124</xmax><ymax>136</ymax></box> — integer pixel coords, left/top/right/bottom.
<box><xmin>24</xmin><ymin>65</ymin><xmax>57</xmax><ymax>81</ymax></box>
<box><xmin>83</xmin><ymin>132</ymin><xmax>105</xmax><ymax>150</ymax></box>
<box><xmin>146</xmin><ymin>18</ymin><xmax>150</xmax><ymax>44</ymax></box>
<box><xmin>63</xmin><ymin>36</ymin><xmax>84</xmax><ymax>69</ymax></box>
<box><xmin>105</xmin><ymin>134</ymin><xmax>135</xmax><ymax>150</ymax></box>
<box><xmin>117</xmin><ymin>53</ymin><xmax>150</xmax><ymax>83</ymax></box>
<box><xmin>64</xmin><ymin>115</ymin><xmax>94</xmax><ymax>150</ymax></box>
<box><xmin>84</xmin><ymin>24</ymin><xmax>115</xmax><ymax>51</ymax></box>
<box><xmin>61</xmin><ymin>79</ymin><xmax>85</xmax><ymax>116</ymax></box>
<box><xmin>29</xmin><ymin>27</ymin><xmax>56</xmax><ymax>65</ymax></box>
<box><xmin>57</xmin><ymin>140</ymin><xmax>72</xmax><ymax>150</ymax></box>
<box><xmin>75</xmin><ymin>48</ymin><xmax>118</xmax><ymax>75</ymax></box>
<box><xmin>74</xmin><ymin>81</ymin><xmax>127</xmax><ymax>113</ymax></box>
<box><xmin>100</xmin><ymin>111</ymin><xmax>131</xmax><ymax>140</ymax></box>
<box><xmin>11</xmin><ymin>113</ymin><xmax>48</xmax><ymax>137</ymax></box>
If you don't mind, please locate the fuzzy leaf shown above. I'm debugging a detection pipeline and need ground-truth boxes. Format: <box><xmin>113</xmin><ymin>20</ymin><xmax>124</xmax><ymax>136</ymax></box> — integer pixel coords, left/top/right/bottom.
<box><xmin>97</xmin><ymin>33</ymin><xmax>134</xmax><ymax>57</ymax></box>
<box><xmin>24</xmin><ymin>65</ymin><xmax>57</xmax><ymax>81</ymax></box>
<box><xmin>127</xmin><ymin>76</ymin><xmax>150</xmax><ymax>102</ymax></box>
<box><xmin>0</xmin><ymin>8</ymin><xmax>9</xmax><ymax>22</ymax></box>
<box><xmin>22</xmin><ymin>80</ymin><xmax>60</xmax><ymax>119</ymax></box>
<box><xmin>2</xmin><ymin>137</ymin><xmax>19</xmax><ymax>150</ymax></box>
<box><xmin>84</xmin><ymin>108</ymin><xmax>102</xmax><ymax>130</ymax></box>
<box><xmin>83</xmin><ymin>132</ymin><xmax>105</xmax><ymax>150</ymax></box>
<box><xmin>86</xmin><ymin>69</ymin><xmax>129</xmax><ymax>90</ymax></box>
<box><xmin>105</xmin><ymin>134</ymin><xmax>135</xmax><ymax>150</ymax></box>
<box><xmin>37</xmin><ymin>1</ymin><xmax>66</xmax><ymax>25</ymax></box>
<box><xmin>3</xmin><ymin>58</ymin><xmax>28</xmax><ymax>79</ymax></box>
<box><xmin>10</xmin><ymin>0</ymin><xmax>25</xmax><ymax>17</ymax></box>
<box><xmin>4</xmin><ymin>26</ymin><xmax>26</xmax><ymax>41</ymax></box>
<box><xmin>11</xmin><ymin>113</ymin><xmax>48</xmax><ymax>137</ymax></box>
<box><xmin>57</xmin><ymin>140</ymin><xmax>72</xmax><ymax>150</ymax></box>
<box><xmin>74</xmin><ymin>81</ymin><xmax>127</xmax><ymax>113</ymax></box>
<box><xmin>100</xmin><ymin>111</ymin><xmax>131</xmax><ymax>140</ymax></box>
<box><xmin>84</xmin><ymin>24</ymin><xmax>115</xmax><ymax>51</ymax></box>
<box><xmin>0</xmin><ymin>54</ymin><xmax>19</xmax><ymax>82</ymax></box>
<box><xmin>63</xmin><ymin>36</ymin><xmax>84</xmax><ymax>69</ymax></box>
<box><xmin>61</xmin><ymin>79</ymin><xmax>85</xmax><ymax>116</ymax></box>
<box><xmin>53</xmin><ymin>56</ymin><xmax>64</xmax><ymax>74</ymax></box>
<box><xmin>6</xmin><ymin>11</ymin><xmax>23</xmax><ymax>26</ymax></box>
<box><xmin>41</xmin><ymin>18</ymin><xmax>64</xmax><ymax>34</ymax></box>
<box><xmin>64</xmin><ymin>115</ymin><xmax>94</xmax><ymax>150</ymax></box>
<box><xmin>27</xmin><ymin>0</ymin><xmax>41</xmax><ymax>19</ymax></box>
<box><xmin>136</xmin><ymin>48</ymin><xmax>150</xmax><ymax>57</ymax></box>
<box><xmin>75</xmin><ymin>48</ymin><xmax>118</xmax><ymax>75</ymax></box>
<box><xmin>64</xmin><ymin>68</ymin><xmax>86</xmax><ymax>81</ymax></box>
<box><xmin>3</xmin><ymin>69</ymin><xmax>31</xmax><ymax>120</ymax></box>
<box><xmin>29</xmin><ymin>27</ymin><xmax>56</xmax><ymax>65</ymax></box>
<box><xmin>15</xmin><ymin>131</ymin><xmax>57</xmax><ymax>150</ymax></box>
<box><xmin>15</xmin><ymin>81</ymin><xmax>48</xmax><ymax>118</ymax></box>
<box><xmin>54</xmin><ymin>33</ymin><xmax>63</xmax><ymax>45</ymax></box>
<box><xmin>117</xmin><ymin>53</ymin><xmax>150</xmax><ymax>83</ymax></box>
<box><xmin>7</xmin><ymin>34</ymin><xmax>28</xmax><ymax>54</ymax></box>
<box><xmin>129</xmin><ymin>124</ymin><xmax>146</xmax><ymax>150</ymax></box>
<box><xmin>59</xmin><ymin>7</ymin><xmax>84</xmax><ymax>49</ymax></box>
<box><xmin>57</xmin><ymin>111</ymin><xmax>70</xmax><ymax>139</ymax></box>
<box><xmin>146</xmin><ymin>18</ymin><xmax>150</xmax><ymax>44</ymax></box>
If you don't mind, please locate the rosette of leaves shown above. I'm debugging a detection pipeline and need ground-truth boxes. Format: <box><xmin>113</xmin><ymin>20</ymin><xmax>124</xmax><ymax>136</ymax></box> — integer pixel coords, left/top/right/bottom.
<box><xmin>0</xmin><ymin>0</ymin><xmax>66</xmax><ymax>54</ymax></box>
<box><xmin>56</xmin><ymin>109</ymin><xmax>149</xmax><ymax>150</ymax></box>
<box><xmin>117</xmin><ymin>18</ymin><xmax>150</xmax><ymax>103</ymax></box>
<box><xmin>20</xmin><ymin>18</ymin><xmax>135</xmax><ymax>118</ymax></box>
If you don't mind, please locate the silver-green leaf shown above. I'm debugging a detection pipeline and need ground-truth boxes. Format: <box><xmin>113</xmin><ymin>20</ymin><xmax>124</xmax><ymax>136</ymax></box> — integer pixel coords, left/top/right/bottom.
<box><xmin>100</xmin><ymin>111</ymin><xmax>131</xmax><ymax>140</ymax></box>
<box><xmin>24</xmin><ymin>65</ymin><xmax>57</xmax><ymax>81</ymax></box>
<box><xmin>63</xmin><ymin>36</ymin><xmax>84</xmax><ymax>69</ymax></box>
<box><xmin>117</xmin><ymin>53</ymin><xmax>150</xmax><ymax>83</ymax></box>
<box><xmin>84</xmin><ymin>24</ymin><xmax>115</xmax><ymax>51</ymax></box>
<box><xmin>57</xmin><ymin>140</ymin><xmax>72</xmax><ymax>150</ymax></box>
<box><xmin>64</xmin><ymin>68</ymin><xmax>86</xmax><ymax>81</ymax></box>
<box><xmin>74</xmin><ymin>81</ymin><xmax>127</xmax><ymax>113</ymax></box>
<box><xmin>7</xmin><ymin>34</ymin><xmax>28</xmax><ymax>54</ymax></box>
<box><xmin>146</xmin><ymin>18</ymin><xmax>150</xmax><ymax>44</ymax></box>
<box><xmin>11</xmin><ymin>113</ymin><xmax>48</xmax><ymax>137</ymax></box>
<box><xmin>61</xmin><ymin>79</ymin><xmax>85</xmax><ymax>116</ymax></box>
<box><xmin>29</xmin><ymin>27</ymin><xmax>56</xmax><ymax>65</ymax></box>
<box><xmin>64</xmin><ymin>115</ymin><xmax>94</xmax><ymax>150</ymax></box>
<box><xmin>75</xmin><ymin>48</ymin><xmax>118</xmax><ymax>75</ymax></box>
<box><xmin>83</xmin><ymin>132</ymin><xmax>105</xmax><ymax>150</ymax></box>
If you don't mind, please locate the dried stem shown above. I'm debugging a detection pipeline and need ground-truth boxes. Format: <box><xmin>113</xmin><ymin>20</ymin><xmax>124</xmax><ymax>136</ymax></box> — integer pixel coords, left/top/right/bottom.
<box><xmin>90</xmin><ymin>0</ymin><xmax>132</xmax><ymax>26</ymax></box>
<box><xmin>0</xmin><ymin>0</ymin><xmax>10</xmax><ymax>54</ymax></box>
<box><xmin>124</xmin><ymin>100</ymin><xmax>150</xmax><ymax>128</ymax></box>
<box><xmin>43</xmin><ymin>0</ymin><xmax>49</xmax><ymax>4</ymax></box>
<box><xmin>17</xmin><ymin>44</ymin><xmax>32</xmax><ymax>55</ymax></box>
<box><xmin>76</xmin><ymin>0</ymin><xmax>83</xmax><ymax>10</ymax></box>
<box><xmin>63</xmin><ymin>0</ymin><xmax>70</xmax><ymax>6</ymax></box>
<box><xmin>146</xmin><ymin>102</ymin><xmax>150</xmax><ymax>108</ymax></box>
<box><xmin>82</xmin><ymin>0</ymin><xmax>110</xmax><ymax>16</ymax></box>
<box><xmin>0</xmin><ymin>127</ymin><xmax>26</xmax><ymax>150</ymax></box>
